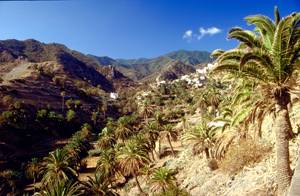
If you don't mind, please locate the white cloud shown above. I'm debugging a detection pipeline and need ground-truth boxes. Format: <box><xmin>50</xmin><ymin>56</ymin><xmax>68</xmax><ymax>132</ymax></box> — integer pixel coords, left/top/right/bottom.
<box><xmin>183</xmin><ymin>27</ymin><xmax>221</xmax><ymax>43</ymax></box>
<box><xmin>197</xmin><ymin>27</ymin><xmax>221</xmax><ymax>40</ymax></box>
<box><xmin>183</xmin><ymin>30</ymin><xmax>193</xmax><ymax>42</ymax></box>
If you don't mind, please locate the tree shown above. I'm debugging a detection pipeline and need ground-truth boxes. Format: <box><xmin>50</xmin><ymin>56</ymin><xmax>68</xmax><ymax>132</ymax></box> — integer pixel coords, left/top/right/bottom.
<box><xmin>82</xmin><ymin>171</ymin><xmax>119</xmax><ymax>196</ymax></box>
<box><xmin>196</xmin><ymin>91</ymin><xmax>208</xmax><ymax>119</ymax></box>
<box><xmin>80</xmin><ymin>123</ymin><xmax>92</xmax><ymax>138</ymax></box>
<box><xmin>141</xmin><ymin>122</ymin><xmax>160</xmax><ymax>158</ymax></box>
<box><xmin>139</xmin><ymin>100</ymin><xmax>154</xmax><ymax>124</ymax></box>
<box><xmin>25</xmin><ymin>158</ymin><xmax>40</xmax><ymax>194</ymax></box>
<box><xmin>97</xmin><ymin>127</ymin><xmax>116</xmax><ymax>150</ymax></box>
<box><xmin>116</xmin><ymin>140</ymin><xmax>150</xmax><ymax>194</ymax></box>
<box><xmin>61</xmin><ymin>91</ymin><xmax>66</xmax><ymax>112</ymax></box>
<box><xmin>40</xmin><ymin>148</ymin><xmax>77</xmax><ymax>186</ymax></box>
<box><xmin>181</xmin><ymin>121</ymin><xmax>214</xmax><ymax>159</ymax></box>
<box><xmin>66</xmin><ymin>109</ymin><xmax>76</xmax><ymax>122</ymax></box>
<box><xmin>5</xmin><ymin>170</ymin><xmax>23</xmax><ymax>196</ymax></box>
<box><xmin>206</xmin><ymin>85</ymin><xmax>221</xmax><ymax>117</ymax></box>
<box><xmin>160</xmin><ymin>124</ymin><xmax>177</xmax><ymax>157</ymax></box>
<box><xmin>96</xmin><ymin>149</ymin><xmax>118</xmax><ymax>179</ymax></box>
<box><xmin>114</xmin><ymin>117</ymin><xmax>132</xmax><ymax>143</ymax></box>
<box><xmin>149</xmin><ymin>167</ymin><xmax>176</xmax><ymax>194</ymax></box>
<box><xmin>91</xmin><ymin>113</ymin><xmax>99</xmax><ymax>126</ymax></box>
<box><xmin>210</xmin><ymin>7</ymin><xmax>300</xmax><ymax>194</ymax></box>
<box><xmin>34</xmin><ymin>180</ymin><xmax>83</xmax><ymax>196</ymax></box>
<box><xmin>151</xmin><ymin>114</ymin><xmax>167</xmax><ymax>154</ymax></box>
<box><xmin>101</xmin><ymin>104</ymin><xmax>108</xmax><ymax>118</ymax></box>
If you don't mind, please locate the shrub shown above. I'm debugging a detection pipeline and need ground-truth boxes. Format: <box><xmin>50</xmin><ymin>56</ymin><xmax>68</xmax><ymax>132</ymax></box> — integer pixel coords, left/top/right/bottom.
<box><xmin>218</xmin><ymin>139</ymin><xmax>272</xmax><ymax>175</ymax></box>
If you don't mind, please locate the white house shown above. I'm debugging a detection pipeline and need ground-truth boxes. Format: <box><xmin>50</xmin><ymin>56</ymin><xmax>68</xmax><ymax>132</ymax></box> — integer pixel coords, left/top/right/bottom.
<box><xmin>192</xmin><ymin>78</ymin><xmax>200</xmax><ymax>84</ymax></box>
<box><xmin>194</xmin><ymin>83</ymin><xmax>203</xmax><ymax>88</ymax></box>
<box><xmin>181</xmin><ymin>75</ymin><xmax>190</xmax><ymax>80</ymax></box>
<box><xmin>110</xmin><ymin>92</ymin><xmax>119</xmax><ymax>99</ymax></box>
<box><xmin>196</xmin><ymin>67</ymin><xmax>208</xmax><ymax>74</ymax></box>
<box><xmin>158</xmin><ymin>80</ymin><xmax>166</xmax><ymax>85</ymax></box>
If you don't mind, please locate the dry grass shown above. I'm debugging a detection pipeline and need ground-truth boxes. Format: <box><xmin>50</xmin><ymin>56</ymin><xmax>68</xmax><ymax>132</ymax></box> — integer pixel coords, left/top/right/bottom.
<box><xmin>218</xmin><ymin>139</ymin><xmax>272</xmax><ymax>175</ymax></box>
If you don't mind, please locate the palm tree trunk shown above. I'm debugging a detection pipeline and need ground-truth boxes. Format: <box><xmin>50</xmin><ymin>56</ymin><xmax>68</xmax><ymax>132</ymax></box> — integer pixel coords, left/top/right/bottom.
<box><xmin>62</xmin><ymin>97</ymin><xmax>64</xmax><ymax>112</ymax></box>
<box><xmin>274</xmin><ymin>101</ymin><xmax>292</xmax><ymax>196</ymax></box>
<box><xmin>158</xmin><ymin>139</ymin><xmax>161</xmax><ymax>156</ymax></box>
<box><xmin>167</xmin><ymin>135</ymin><xmax>175</xmax><ymax>157</ymax></box>
<box><xmin>132</xmin><ymin>169</ymin><xmax>144</xmax><ymax>194</ymax></box>
<box><xmin>150</xmin><ymin>151</ymin><xmax>155</xmax><ymax>161</ymax></box>
<box><xmin>33</xmin><ymin>177</ymin><xmax>36</xmax><ymax>194</ymax></box>
<box><xmin>204</xmin><ymin>148</ymin><xmax>210</xmax><ymax>159</ymax></box>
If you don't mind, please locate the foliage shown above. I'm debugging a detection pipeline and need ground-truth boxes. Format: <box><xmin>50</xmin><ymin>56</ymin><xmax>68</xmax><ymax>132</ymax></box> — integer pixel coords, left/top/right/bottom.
<box><xmin>40</xmin><ymin>148</ymin><xmax>78</xmax><ymax>186</ymax></box>
<box><xmin>211</xmin><ymin>7</ymin><xmax>300</xmax><ymax>194</ymax></box>
<box><xmin>97</xmin><ymin>127</ymin><xmax>116</xmax><ymax>150</ymax></box>
<box><xmin>82</xmin><ymin>171</ymin><xmax>119</xmax><ymax>196</ymax></box>
<box><xmin>25</xmin><ymin>158</ymin><xmax>40</xmax><ymax>193</ymax></box>
<box><xmin>66</xmin><ymin>109</ymin><xmax>76</xmax><ymax>122</ymax></box>
<box><xmin>181</xmin><ymin>122</ymin><xmax>214</xmax><ymax>157</ymax></box>
<box><xmin>34</xmin><ymin>179</ymin><xmax>84</xmax><ymax>196</ymax></box>
<box><xmin>149</xmin><ymin>167</ymin><xmax>177</xmax><ymax>194</ymax></box>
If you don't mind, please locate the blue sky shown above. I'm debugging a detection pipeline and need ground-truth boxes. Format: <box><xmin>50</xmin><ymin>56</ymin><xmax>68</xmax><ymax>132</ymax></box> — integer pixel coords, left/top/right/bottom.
<box><xmin>0</xmin><ymin>0</ymin><xmax>299</xmax><ymax>59</ymax></box>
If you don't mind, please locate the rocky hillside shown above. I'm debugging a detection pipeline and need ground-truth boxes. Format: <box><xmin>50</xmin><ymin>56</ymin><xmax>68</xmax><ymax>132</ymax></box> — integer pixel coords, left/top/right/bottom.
<box><xmin>88</xmin><ymin>50</ymin><xmax>214</xmax><ymax>81</ymax></box>
<box><xmin>143</xmin><ymin>59</ymin><xmax>196</xmax><ymax>82</ymax></box>
<box><xmin>98</xmin><ymin>65</ymin><xmax>138</xmax><ymax>92</ymax></box>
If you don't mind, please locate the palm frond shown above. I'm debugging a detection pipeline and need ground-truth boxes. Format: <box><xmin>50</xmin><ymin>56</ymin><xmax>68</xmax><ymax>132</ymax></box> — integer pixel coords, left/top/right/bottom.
<box><xmin>245</xmin><ymin>15</ymin><xmax>275</xmax><ymax>50</ymax></box>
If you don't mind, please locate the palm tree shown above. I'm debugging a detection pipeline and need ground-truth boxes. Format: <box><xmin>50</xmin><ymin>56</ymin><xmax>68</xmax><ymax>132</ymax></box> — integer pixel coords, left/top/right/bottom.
<box><xmin>210</xmin><ymin>7</ymin><xmax>300</xmax><ymax>194</ymax></box>
<box><xmin>116</xmin><ymin>140</ymin><xmax>150</xmax><ymax>194</ymax></box>
<box><xmin>66</xmin><ymin>109</ymin><xmax>76</xmax><ymax>122</ymax></box>
<box><xmin>80</xmin><ymin>123</ymin><xmax>92</xmax><ymax>138</ymax></box>
<box><xmin>196</xmin><ymin>91</ymin><xmax>208</xmax><ymax>119</ymax></box>
<box><xmin>206</xmin><ymin>85</ymin><xmax>221</xmax><ymax>117</ymax></box>
<box><xmin>181</xmin><ymin>121</ymin><xmax>214</xmax><ymax>159</ymax></box>
<box><xmin>96</xmin><ymin>149</ymin><xmax>118</xmax><ymax>179</ymax></box>
<box><xmin>114</xmin><ymin>117</ymin><xmax>132</xmax><ymax>143</ymax></box>
<box><xmin>102</xmin><ymin>100</ymin><xmax>108</xmax><ymax>118</ymax></box>
<box><xmin>160</xmin><ymin>124</ymin><xmax>177</xmax><ymax>157</ymax></box>
<box><xmin>97</xmin><ymin>127</ymin><xmax>116</xmax><ymax>150</ymax></box>
<box><xmin>151</xmin><ymin>114</ymin><xmax>167</xmax><ymax>155</ymax></box>
<box><xmin>130</xmin><ymin>133</ymin><xmax>153</xmax><ymax>161</ymax></box>
<box><xmin>34</xmin><ymin>179</ymin><xmax>83</xmax><ymax>196</ymax></box>
<box><xmin>25</xmin><ymin>158</ymin><xmax>40</xmax><ymax>194</ymax></box>
<box><xmin>149</xmin><ymin>167</ymin><xmax>176</xmax><ymax>194</ymax></box>
<box><xmin>5</xmin><ymin>170</ymin><xmax>23</xmax><ymax>196</ymax></box>
<box><xmin>40</xmin><ymin>148</ymin><xmax>77</xmax><ymax>186</ymax></box>
<box><xmin>91</xmin><ymin>113</ymin><xmax>99</xmax><ymax>126</ymax></box>
<box><xmin>139</xmin><ymin>100</ymin><xmax>154</xmax><ymax>124</ymax></box>
<box><xmin>141</xmin><ymin>122</ymin><xmax>160</xmax><ymax>158</ymax></box>
<box><xmin>61</xmin><ymin>91</ymin><xmax>66</xmax><ymax>112</ymax></box>
<box><xmin>82</xmin><ymin>171</ymin><xmax>119</xmax><ymax>196</ymax></box>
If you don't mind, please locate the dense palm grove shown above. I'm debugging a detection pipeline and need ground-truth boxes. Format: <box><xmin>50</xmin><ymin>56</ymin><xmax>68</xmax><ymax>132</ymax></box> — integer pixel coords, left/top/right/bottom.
<box><xmin>0</xmin><ymin>6</ymin><xmax>299</xmax><ymax>196</ymax></box>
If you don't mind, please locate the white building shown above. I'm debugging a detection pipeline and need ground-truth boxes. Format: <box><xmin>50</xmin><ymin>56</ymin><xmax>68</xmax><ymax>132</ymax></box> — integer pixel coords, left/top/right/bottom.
<box><xmin>110</xmin><ymin>92</ymin><xmax>119</xmax><ymax>99</ymax></box>
<box><xmin>181</xmin><ymin>75</ymin><xmax>190</xmax><ymax>80</ymax></box>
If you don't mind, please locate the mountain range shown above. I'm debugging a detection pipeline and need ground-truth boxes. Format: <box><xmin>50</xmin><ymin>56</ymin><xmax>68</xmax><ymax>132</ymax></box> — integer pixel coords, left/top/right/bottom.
<box><xmin>0</xmin><ymin>39</ymin><xmax>214</xmax><ymax>94</ymax></box>
<box><xmin>87</xmin><ymin>50</ymin><xmax>214</xmax><ymax>81</ymax></box>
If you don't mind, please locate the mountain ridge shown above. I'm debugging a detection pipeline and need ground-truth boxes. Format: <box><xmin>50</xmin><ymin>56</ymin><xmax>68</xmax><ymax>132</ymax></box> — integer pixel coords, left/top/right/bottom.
<box><xmin>88</xmin><ymin>50</ymin><xmax>214</xmax><ymax>81</ymax></box>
